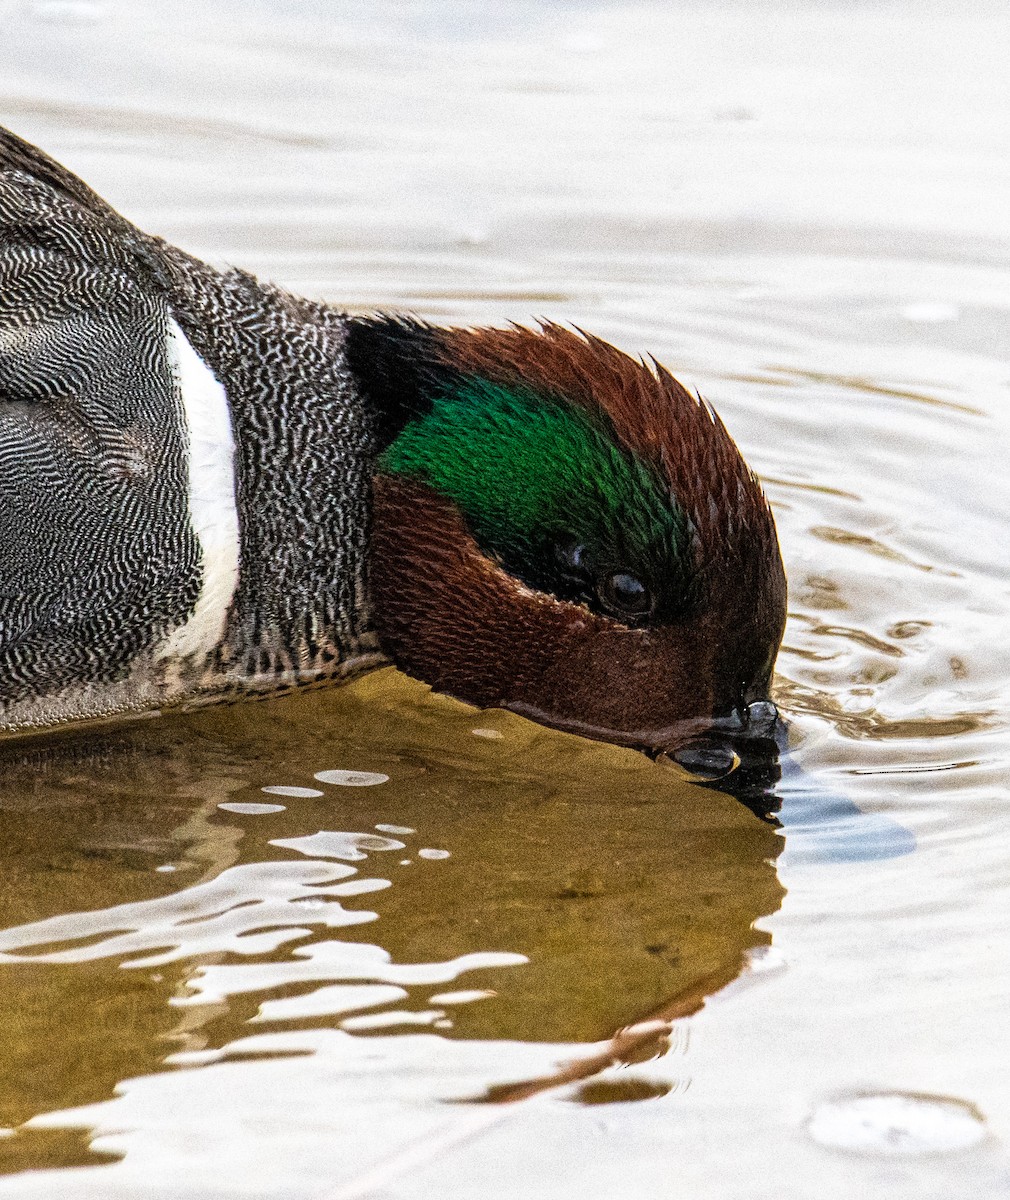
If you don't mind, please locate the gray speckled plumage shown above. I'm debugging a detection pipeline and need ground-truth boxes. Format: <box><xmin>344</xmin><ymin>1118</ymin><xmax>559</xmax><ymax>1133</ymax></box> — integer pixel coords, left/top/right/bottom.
<box><xmin>156</xmin><ymin>244</ymin><xmax>379</xmax><ymax>682</ymax></box>
<box><xmin>0</xmin><ymin>127</ymin><xmax>383</xmax><ymax>736</ymax></box>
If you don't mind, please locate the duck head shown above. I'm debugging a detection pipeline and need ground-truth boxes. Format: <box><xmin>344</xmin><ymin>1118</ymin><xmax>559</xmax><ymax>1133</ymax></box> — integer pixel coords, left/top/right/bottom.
<box><xmin>347</xmin><ymin>317</ymin><xmax>787</xmax><ymax>774</ymax></box>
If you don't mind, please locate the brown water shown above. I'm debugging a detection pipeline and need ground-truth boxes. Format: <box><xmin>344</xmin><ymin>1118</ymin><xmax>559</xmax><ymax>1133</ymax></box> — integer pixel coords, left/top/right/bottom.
<box><xmin>0</xmin><ymin>1</ymin><xmax>1009</xmax><ymax>1196</ymax></box>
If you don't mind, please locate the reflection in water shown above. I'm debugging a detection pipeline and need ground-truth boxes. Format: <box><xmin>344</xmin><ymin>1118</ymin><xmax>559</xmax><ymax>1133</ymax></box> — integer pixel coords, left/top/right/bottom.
<box><xmin>0</xmin><ymin>670</ymin><xmax>784</xmax><ymax>1170</ymax></box>
<box><xmin>668</xmin><ymin>713</ymin><xmax>915</xmax><ymax>865</ymax></box>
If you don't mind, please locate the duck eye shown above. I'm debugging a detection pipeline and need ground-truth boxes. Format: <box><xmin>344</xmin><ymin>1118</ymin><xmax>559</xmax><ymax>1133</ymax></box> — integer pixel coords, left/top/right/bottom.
<box><xmin>598</xmin><ymin>571</ymin><xmax>652</xmax><ymax>620</ymax></box>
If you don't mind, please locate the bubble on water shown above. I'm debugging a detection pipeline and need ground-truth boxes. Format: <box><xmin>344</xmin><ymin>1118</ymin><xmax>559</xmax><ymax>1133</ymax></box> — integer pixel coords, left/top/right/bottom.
<box><xmin>808</xmin><ymin>1091</ymin><xmax>987</xmax><ymax>1156</ymax></box>
<box><xmin>219</xmin><ymin>802</ymin><xmax>286</xmax><ymax>815</ymax></box>
<box><xmin>314</xmin><ymin>769</ymin><xmax>389</xmax><ymax>787</ymax></box>
<box><xmin>418</xmin><ymin>848</ymin><xmax>450</xmax><ymax>860</ymax></box>
<box><xmin>375</xmin><ymin>824</ymin><xmax>415</xmax><ymax>835</ymax></box>
<box><xmin>261</xmin><ymin>786</ymin><xmax>324</xmax><ymax>799</ymax></box>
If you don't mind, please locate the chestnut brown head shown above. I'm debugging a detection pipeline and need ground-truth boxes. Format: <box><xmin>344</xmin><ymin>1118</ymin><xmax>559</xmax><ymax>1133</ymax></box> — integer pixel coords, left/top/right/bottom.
<box><xmin>346</xmin><ymin>317</ymin><xmax>787</xmax><ymax>767</ymax></box>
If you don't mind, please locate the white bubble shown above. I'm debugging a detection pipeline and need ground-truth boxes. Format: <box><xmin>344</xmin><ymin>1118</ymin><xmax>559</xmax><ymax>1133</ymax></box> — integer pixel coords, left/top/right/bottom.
<box><xmin>218</xmin><ymin>802</ymin><xmax>286</xmax><ymax>815</ymax></box>
<box><xmin>155</xmin><ymin>865</ymin><xmax>177</xmax><ymax>873</ymax></box>
<box><xmin>418</xmin><ymin>848</ymin><xmax>450</xmax><ymax>861</ymax></box>
<box><xmin>375</xmin><ymin>824</ymin><xmax>415</xmax><ymax>835</ymax></box>
<box><xmin>261</xmin><ymin>786</ymin><xmax>324</xmax><ymax>799</ymax></box>
<box><xmin>314</xmin><ymin>769</ymin><xmax>389</xmax><ymax>787</ymax></box>
<box><xmin>808</xmin><ymin>1091</ymin><xmax>987</xmax><ymax>1156</ymax></box>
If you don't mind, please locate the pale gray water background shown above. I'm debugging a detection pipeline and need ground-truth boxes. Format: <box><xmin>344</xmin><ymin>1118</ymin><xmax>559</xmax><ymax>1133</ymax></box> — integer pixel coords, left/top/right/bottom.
<box><xmin>0</xmin><ymin>0</ymin><xmax>1009</xmax><ymax>1196</ymax></box>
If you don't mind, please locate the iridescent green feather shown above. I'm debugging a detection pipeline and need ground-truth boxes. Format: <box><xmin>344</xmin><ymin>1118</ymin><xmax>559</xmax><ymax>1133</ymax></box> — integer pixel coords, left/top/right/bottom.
<box><xmin>379</xmin><ymin>378</ymin><xmax>693</xmax><ymax>614</ymax></box>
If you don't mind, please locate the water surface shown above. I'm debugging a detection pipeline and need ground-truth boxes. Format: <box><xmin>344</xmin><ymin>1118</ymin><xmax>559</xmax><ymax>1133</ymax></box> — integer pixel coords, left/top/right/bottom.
<box><xmin>0</xmin><ymin>1</ymin><xmax>1008</xmax><ymax>1197</ymax></box>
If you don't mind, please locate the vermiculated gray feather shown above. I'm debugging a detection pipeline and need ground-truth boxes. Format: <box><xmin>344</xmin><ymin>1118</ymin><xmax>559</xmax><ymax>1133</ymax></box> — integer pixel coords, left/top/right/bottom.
<box><xmin>0</xmin><ymin>128</ymin><xmax>382</xmax><ymax>734</ymax></box>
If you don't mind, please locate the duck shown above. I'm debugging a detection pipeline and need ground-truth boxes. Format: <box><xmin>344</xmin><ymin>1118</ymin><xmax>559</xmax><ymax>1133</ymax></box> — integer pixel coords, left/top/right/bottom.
<box><xmin>0</xmin><ymin>126</ymin><xmax>787</xmax><ymax>778</ymax></box>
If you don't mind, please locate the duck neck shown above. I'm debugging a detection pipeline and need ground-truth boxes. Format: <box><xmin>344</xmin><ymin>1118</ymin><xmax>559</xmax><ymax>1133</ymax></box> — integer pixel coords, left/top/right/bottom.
<box><xmin>157</xmin><ymin>243</ymin><xmax>386</xmax><ymax>688</ymax></box>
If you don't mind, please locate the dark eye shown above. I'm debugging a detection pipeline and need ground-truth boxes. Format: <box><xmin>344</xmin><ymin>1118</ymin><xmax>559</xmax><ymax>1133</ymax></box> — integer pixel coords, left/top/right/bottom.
<box><xmin>598</xmin><ymin>571</ymin><xmax>653</xmax><ymax>621</ymax></box>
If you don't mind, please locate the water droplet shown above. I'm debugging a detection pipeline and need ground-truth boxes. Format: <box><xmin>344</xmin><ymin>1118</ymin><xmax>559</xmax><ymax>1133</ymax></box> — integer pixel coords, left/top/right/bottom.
<box><xmin>418</xmin><ymin>848</ymin><xmax>450</xmax><ymax>860</ymax></box>
<box><xmin>808</xmin><ymin>1091</ymin><xmax>987</xmax><ymax>1156</ymax></box>
<box><xmin>218</xmin><ymin>802</ymin><xmax>286</xmax><ymax>815</ymax></box>
<box><xmin>314</xmin><ymin>769</ymin><xmax>389</xmax><ymax>787</ymax></box>
<box><xmin>261</xmin><ymin>786</ymin><xmax>324</xmax><ymax>798</ymax></box>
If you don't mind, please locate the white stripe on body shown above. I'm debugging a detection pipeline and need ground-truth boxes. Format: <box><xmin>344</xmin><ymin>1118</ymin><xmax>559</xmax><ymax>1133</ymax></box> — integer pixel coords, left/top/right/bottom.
<box><xmin>157</xmin><ymin>318</ymin><xmax>240</xmax><ymax>666</ymax></box>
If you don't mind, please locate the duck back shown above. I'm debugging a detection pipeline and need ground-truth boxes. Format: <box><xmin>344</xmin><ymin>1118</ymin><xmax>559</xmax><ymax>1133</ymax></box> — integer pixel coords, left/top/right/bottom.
<box><xmin>0</xmin><ymin>128</ymin><xmax>382</xmax><ymax>736</ymax></box>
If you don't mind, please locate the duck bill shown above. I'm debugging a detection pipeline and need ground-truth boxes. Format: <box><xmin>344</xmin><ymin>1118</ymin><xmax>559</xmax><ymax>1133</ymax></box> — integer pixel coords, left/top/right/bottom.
<box><xmin>502</xmin><ymin>695</ymin><xmax>788</xmax><ymax>819</ymax></box>
<box><xmin>656</xmin><ymin>708</ymin><xmax>789</xmax><ymax>820</ymax></box>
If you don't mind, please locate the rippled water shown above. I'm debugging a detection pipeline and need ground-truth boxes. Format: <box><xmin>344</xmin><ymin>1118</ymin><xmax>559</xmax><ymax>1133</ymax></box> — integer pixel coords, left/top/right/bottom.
<box><xmin>0</xmin><ymin>1</ymin><xmax>1008</xmax><ymax>1196</ymax></box>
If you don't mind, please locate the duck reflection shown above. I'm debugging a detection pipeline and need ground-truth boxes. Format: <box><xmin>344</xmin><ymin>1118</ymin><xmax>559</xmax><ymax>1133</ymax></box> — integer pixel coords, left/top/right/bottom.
<box><xmin>0</xmin><ymin>669</ymin><xmax>785</xmax><ymax>1171</ymax></box>
<box><xmin>674</xmin><ymin>710</ymin><xmax>916</xmax><ymax>863</ymax></box>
